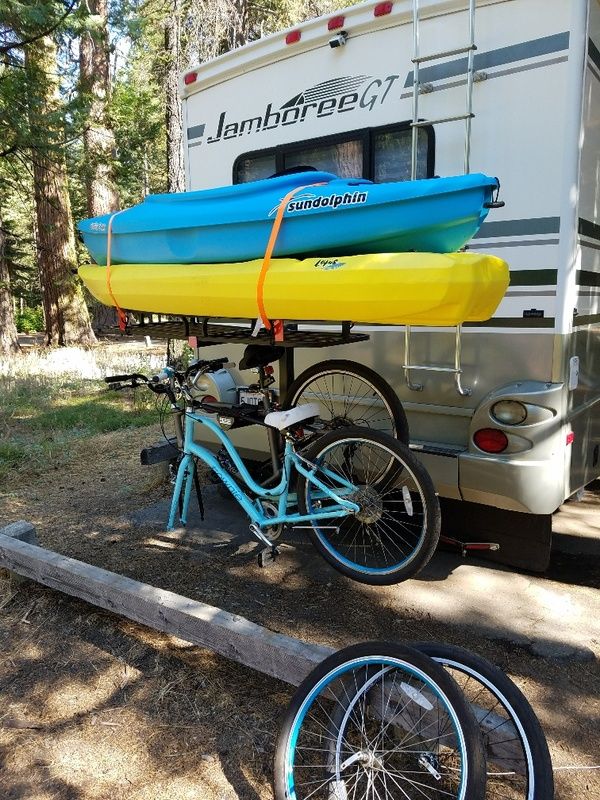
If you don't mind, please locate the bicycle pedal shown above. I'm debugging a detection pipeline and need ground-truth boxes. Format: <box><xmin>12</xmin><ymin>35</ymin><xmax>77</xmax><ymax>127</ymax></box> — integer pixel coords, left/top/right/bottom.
<box><xmin>258</xmin><ymin>547</ymin><xmax>280</xmax><ymax>568</ymax></box>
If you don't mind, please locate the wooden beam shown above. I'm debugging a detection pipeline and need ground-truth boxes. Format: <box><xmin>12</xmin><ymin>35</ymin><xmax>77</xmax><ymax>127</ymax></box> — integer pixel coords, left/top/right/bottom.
<box><xmin>0</xmin><ymin>527</ymin><xmax>526</xmax><ymax>770</ymax></box>
<box><xmin>0</xmin><ymin>531</ymin><xmax>332</xmax><ymax>686</ymax></box>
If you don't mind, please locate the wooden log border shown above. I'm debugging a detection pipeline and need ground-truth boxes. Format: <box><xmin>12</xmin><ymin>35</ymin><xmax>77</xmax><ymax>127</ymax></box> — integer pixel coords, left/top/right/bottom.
<box><xmin>0</xmin><ymin>527</ymin><xmax>332</xmax><ymax>686</ymax></box>
<box><xmin>0</xmin><ymin>524</ymin><xmax>526</xmax><ymax>769</ymax></box>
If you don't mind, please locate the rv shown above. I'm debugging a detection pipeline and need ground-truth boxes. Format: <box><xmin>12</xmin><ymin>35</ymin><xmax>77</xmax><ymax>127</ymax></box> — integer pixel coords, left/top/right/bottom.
<box><xmin>178</xmin><ymin>0</ymin><xmax>599</xmax><ymax>570</ymax></box>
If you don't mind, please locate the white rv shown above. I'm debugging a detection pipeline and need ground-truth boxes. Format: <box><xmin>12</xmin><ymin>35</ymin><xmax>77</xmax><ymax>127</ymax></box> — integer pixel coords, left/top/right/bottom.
<box><xmin>178</xmin><ymin>0</ymin><xmax>600</xmax><ymax>570</ymax></box>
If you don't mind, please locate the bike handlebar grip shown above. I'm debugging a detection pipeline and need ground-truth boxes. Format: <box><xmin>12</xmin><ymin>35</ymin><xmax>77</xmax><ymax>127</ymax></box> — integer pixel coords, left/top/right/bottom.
<box><xmin>104</xmin><ymin>374</ymin><xmax>132</xmax><ymax>383</ymax></box>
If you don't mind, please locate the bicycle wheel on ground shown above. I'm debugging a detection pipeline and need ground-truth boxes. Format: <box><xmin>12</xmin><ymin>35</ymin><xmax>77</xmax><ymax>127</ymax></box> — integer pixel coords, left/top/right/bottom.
<box><xmin>284</xmin><ymin>359</ymin><xmax>409</xmax><ymax>444</ymax></box>
<box><xmin>413</xmin><ymin>643</ymin><xmax>554</xmax><ymax>800</ymax></box>
<box><xmin>274</xmin><ymin>641</ymin><xmax>487</xmax><ymax>800</ymax></box>
<box><xmin>296</xmin><ymin>427</ymin><xmax>440</xmax><ymax>584</ymax></box>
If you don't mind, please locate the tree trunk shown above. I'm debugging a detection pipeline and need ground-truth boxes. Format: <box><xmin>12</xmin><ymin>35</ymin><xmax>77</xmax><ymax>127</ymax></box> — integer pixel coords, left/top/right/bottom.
<box><xmin>229</xmin><ymin>0</ymin><xmax>249</xmax><ymax>50</ymax></box>
<box><xmin>79</xmin><ymin>0</ymin><xmax>120</xmax><ymax>216</ymax></box>
<box><xmin>0</xmin><ymin>206</ymin><xmax>21</xmax><ymax>356</ymax></box>
<box><xmin>164</xmin><ymin>1</ymin><xmax>186</xmax><ymax>193</ymax></box>
<box><xmin>26</xmin><ymin>36</ymin><xmax>96</xmax><ymax>347</ymax></box>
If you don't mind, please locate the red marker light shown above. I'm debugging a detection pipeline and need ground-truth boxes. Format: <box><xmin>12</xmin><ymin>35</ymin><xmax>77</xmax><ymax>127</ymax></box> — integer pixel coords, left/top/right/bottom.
<box><xmin>374</xmin><ymin>2</ymin><xmax>393</xmax><ymax>17</ymax></box>
<box><xmin>184</xmin><ymin>71</ymin><xmax>197</xmax><ymax>85</ymax></box>
<box><xmin>328</xmin><ymin>16</ymin><xmax>345</xmax><ymax>30</ymax></box>
<box><xmin>473</xmin><ymin>428</ymin><xmax>509</xmax><ymax>454</ymax></box>
<box><xmin>285</xmin><ymin>30</ymin><xmax>301</xmax><ymax>45</ymax></box>
<box><xmin>566</xmin><ymin>431</ymin><xmax>575</xmax><ymax>445</ymax></box>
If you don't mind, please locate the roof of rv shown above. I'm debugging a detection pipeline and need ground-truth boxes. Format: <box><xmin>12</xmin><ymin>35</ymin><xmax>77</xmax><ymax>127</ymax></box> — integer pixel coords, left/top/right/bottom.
<box><xmin>179</xmin><ymin>0</ymin><xmax>464</xmax><ymax>98</ymax></box>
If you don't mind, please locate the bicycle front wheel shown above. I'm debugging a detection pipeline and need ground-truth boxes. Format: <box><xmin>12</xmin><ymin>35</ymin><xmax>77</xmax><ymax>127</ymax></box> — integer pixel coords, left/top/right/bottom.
<box><xmin>413</xmin><ymin>643</ymin><xmax>554</xmax><ymax>800</ymax></box>
<box><xmin>284</xmin><ymin>359</ymin><xmax>409</xmax><ymax>444</ymax></box>
<box><xmin>296</xmin><ymin>427</ymin><xmax>440</xmax><ymax>584</ymax></box>
<box><xmin>274</xmin><ymin>641</ymin><xmax>487</xmax><ymax>800</ymax></box>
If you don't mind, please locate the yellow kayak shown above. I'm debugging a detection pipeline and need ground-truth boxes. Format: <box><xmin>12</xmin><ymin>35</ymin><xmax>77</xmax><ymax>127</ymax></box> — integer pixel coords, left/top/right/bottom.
<box><xmin>78</xmin><ymin>252</ymin><xmax>509</xmax><ymax>326</ymax></box>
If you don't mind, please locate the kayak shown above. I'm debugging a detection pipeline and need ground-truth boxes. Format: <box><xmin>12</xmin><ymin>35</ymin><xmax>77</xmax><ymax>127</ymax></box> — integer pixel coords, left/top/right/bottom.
<box><xmin>78</xmin><ymin>171</ymin><xmax>501</xmax><ymax>264</ymax></box>
<box><xmin>78</xmin><ymin>251</ymin><xmax>509</xmax><ymax>326</ymax></box>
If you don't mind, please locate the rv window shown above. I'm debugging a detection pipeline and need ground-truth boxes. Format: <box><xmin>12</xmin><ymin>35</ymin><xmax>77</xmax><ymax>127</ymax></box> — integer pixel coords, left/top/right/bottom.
<box><xmin>233</xmin><ymin>123</ymin><xmax>434</xmax><ymax>184</ymax></box>
<box><xmin>284</xmin><ymin>139</ymin><xmax>363</xmax><ymax>178</ymax></box>
<box><xmin>373</xmin><ymin>129</ymin><xmax>428</xmax><ymax>182</ymax></box>
<box><xmin>235</xmin><ymin>153</ymin><xmax>277</xmax><ymax>183</ymax></box>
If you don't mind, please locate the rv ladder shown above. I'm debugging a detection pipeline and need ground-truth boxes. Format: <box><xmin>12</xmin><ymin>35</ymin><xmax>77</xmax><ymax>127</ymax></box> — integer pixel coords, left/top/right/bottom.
<box><xmin>406</xmin><ymin>0</ymin><xmax>477</xmax><ymax>397</ymax></box>
<box><xmin>410</xmin><ymin>0</ymin><xmax>477</xmax><ymax>178</ymax></box>
<box><xmin>402</xmin><ymin>324</ymin><xmax>472</xmax><ymax>397</ymax></box>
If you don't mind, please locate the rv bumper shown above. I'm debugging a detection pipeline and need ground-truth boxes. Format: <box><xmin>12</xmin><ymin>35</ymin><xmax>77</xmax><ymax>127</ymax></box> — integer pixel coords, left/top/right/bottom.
<box><xmin>458</xmin><ymin>450</ymin><xmax>565</xmax><ymax>514</ymax></box>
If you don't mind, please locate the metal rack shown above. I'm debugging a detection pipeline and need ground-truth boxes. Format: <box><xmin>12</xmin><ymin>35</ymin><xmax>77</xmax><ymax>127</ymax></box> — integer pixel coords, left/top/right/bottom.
<box><xmin>105</xmin><ymin>315</ymin><xmax>370</xmax><ymax>397</ymax></box>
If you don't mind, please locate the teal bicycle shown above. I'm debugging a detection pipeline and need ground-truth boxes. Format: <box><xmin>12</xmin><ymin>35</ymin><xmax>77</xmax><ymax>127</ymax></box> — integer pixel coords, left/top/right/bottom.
<box><xmin>105</xmin><ymin>352</ymin><xmax>440</xmax><ymax>585</ymax></box>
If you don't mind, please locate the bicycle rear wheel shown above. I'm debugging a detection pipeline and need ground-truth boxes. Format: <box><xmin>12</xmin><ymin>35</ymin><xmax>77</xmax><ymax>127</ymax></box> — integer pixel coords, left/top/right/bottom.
<box><xmin>284</xmin><ymin>359</ymin><xmax>409</xmax><ymax>444</ymax></box>
<box><xmin>413</xmin><ymin>643</ymin><xmax>554</xmax><ymax>800</ymax></box>
<box><xmin>274</xmin><ymin>641</ymin><xmax>487</xmax><ymax>800</ymax></box>
<box><xmin>296</xmin><ymin>427</ymin><xmax>440</xmax><ymax>584</ymax></box>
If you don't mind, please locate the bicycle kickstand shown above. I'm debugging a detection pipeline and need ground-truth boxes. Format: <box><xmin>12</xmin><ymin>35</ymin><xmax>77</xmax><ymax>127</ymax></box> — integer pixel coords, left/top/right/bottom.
<box><xmin>249</xmin><ymin>523</ymin><xmax>280</xmax><ymax>567</ymax></box>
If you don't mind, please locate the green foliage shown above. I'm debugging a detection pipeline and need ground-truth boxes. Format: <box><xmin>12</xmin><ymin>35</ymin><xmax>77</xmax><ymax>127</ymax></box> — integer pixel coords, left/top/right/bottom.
<box><xmin>0</xmin><ymin>371</ymin><xmax>159</xmax><ymax>478</ymax></box>
<box><xmin>15</xmin><ymin>306</ymin><xmax>44</xmax><ymax>333</ymax></box>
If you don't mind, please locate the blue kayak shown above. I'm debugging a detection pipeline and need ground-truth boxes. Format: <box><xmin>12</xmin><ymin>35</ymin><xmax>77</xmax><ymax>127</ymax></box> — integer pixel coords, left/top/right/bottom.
<box><xmin>78</xmin><ymin>171</ymin><xmax>500</xmax><ymax>264</ymax></box>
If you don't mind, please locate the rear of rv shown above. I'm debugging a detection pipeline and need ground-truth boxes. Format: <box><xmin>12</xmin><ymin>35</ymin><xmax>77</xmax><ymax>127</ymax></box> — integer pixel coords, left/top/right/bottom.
<box><xmin>180</xmin><ymin>0</ymin><xmax>599</xmax><ymax>565</ymax></box>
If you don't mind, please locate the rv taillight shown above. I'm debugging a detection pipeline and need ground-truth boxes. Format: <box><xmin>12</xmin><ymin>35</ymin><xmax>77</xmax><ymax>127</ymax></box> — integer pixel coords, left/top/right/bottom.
<box><xmin>328</xmin><ymin>16</ymin><xmax>345</xmax><ymax>30</ymax></box>
<box><xmin>473</xmin><ymin>428</ymin><xmax>508</xmax><ymax>454</ymax></box>
<box><xmin>184</xmin><ymin>71</ymin><xmax>197</xmax><ymax>85</ymax></box>
<box><xmin>285</xmin><ymin>30</ymin><xmax>301</xmax><ymax>45</ymax></box>
<box><xmin>374</xmin><ymin>2</ymin><xmax>393</xmax><ymax>16</ymax></box>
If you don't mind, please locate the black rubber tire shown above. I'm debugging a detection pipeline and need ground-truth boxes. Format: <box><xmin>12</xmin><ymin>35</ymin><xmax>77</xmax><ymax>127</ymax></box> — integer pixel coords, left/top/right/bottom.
<box><xmin>284</xmin><ymin>359</ymin><xmax>409</xmax><ymax>444</ymax></box>
<box><xmin>412</xmin><ymin>642</ymin><xmax>554</xmax><ymax>800</ymax></box>
<box><xmin>274</xmin><ymin>641</ymin><xmax>487</xmax><ymax>800</ymax></box>
<box><xmin>296</xmin><ymin>427</ymin><xmax>440</xmax><ymax>584</ymax></box>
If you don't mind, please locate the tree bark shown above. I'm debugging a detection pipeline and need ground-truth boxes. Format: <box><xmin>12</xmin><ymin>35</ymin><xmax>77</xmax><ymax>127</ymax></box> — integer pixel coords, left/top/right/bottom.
<box><xmin>229</xmin><ymin>0</ymin><xmax>249</xmax><ymax>50</ymax></box>
<box><xmin>0</xmin><ymin>206</ymin><xmax>21</xmax><ymax>355</ymax></box>
<box><xmin>79</xmin><ymin>0</ymin><xmax>120</xmax><ymax>216</ymax></box>
<box><xmin>164</xmin><ymin>0</ymin><xmax>186</xmax><ymax>193</ymax></box>
<box><xmin>26</xmin><ymin>35</ymin><xmax>96</xmax><ymax>347</ymax></box>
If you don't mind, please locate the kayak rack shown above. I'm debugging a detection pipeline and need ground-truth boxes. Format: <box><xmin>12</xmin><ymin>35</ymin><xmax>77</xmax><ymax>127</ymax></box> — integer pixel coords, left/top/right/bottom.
<box><xmin>108</xmin><ymin>315</ymin><xmax>370</xmax><ymax>395</ymax></box>
<box><xmin>134</xmin><ymin>316</ymin><xmax>369</xmax><ymax>349</ymax></box>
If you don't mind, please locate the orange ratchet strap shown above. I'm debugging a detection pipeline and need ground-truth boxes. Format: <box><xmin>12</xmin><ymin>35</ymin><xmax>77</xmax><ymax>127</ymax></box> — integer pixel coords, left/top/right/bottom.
<box><xmin>255</xmin><ymin>182</ymin><xmax>327</xmax><ymax>333</ymax></box>
<box><xmin>105</xmin><ymin>209</ymin><xmax>128</xmax><ymax>331</ymax></box>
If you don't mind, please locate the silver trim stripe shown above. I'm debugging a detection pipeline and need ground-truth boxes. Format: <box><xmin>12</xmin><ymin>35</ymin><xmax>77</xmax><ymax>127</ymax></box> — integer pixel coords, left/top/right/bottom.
<box><xmin>468</xmin><ymin>239</ymin><xmax>559</xmax><ymax>249</ymax></box>
<box><xmin>400</xmin><ymin>56</ymin><xmax>568</xmax><ymax>99</ymax></box>
<box><xmin>403</xmin><ymin>32</ymin><xmax>569</xmax><ymax>87</ymax></box>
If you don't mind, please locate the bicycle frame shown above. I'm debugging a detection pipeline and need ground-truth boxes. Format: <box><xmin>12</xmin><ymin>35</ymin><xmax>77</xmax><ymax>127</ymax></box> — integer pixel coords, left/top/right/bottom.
<box><xmin>168</xmin><ymin>409</ymin><xmax>360</xmax><ymax>532</ymax></box>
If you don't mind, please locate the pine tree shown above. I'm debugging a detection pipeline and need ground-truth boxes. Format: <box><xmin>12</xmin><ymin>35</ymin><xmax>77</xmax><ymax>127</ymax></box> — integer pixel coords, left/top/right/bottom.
<box><xmin>0</xmin><ymin>204</ymin><xmax>21</xmax><ymax>355</ymax></box>
<box><xmin>79</xmin><ymin>0</ymin><xmax>120</xmax><ymax>216</ymax></box>
<box><xmin>26</xmin><ymin>33</ymin><xmax>96</xmax><ymax>346</ymax></box>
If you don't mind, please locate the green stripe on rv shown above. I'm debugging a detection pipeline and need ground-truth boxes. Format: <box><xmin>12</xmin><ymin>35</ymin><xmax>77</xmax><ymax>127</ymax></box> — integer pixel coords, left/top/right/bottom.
<box><xmin>508</xmin><ymin>269</ymin><xmax>557</xmax><ymax>286</ymax></box>
<box><xmin>463</xmin><ymin>317</ymin><xmax>555</xmax><ymax>329</ymax></box>
<box><xmin>572</xmin><ymin>314</ymin><xmax>600</xmax><ymax>327</ymax></box>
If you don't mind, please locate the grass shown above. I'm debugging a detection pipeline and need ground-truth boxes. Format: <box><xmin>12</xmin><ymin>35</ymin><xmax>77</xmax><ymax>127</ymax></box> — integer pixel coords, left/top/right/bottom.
<box><xmin>0</xmin><ymin>342</ymin><xmax>169</xmax><ymax>481</ymax></box>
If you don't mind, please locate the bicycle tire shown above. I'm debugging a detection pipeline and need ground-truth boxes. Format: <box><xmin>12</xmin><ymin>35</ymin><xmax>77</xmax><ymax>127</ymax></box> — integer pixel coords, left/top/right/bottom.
<box><xmin>296</xmin><ymin>427</ymin><xmax>440</xmax><ymax>584</ymax></box>
<box><xmin>284</xmin><ymin>359</ymin><xmax>409</xmax><ymax>444</ymax></box>
<box><xmin>274</xmin><ymin>641</ymin><xmax>487</xmax><ymax>800</ymax></box>
<box><xmin>413</xmin><ymin>642</ymin><xmax>554</xmax><ymax>800</ymax></box>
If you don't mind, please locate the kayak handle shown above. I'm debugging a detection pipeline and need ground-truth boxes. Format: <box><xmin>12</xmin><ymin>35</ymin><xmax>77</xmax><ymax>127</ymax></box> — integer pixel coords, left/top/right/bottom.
<box><xmin>484</xmin><ymin>200</ymin><xmax>505</xmax><ymax>209</ymax></box>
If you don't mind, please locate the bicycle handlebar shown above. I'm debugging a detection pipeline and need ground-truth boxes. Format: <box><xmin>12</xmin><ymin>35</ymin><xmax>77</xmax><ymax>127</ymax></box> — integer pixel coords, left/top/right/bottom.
<box><xmin>104</xmin><ymin>357</ymin><xmax>234</xmax><ymax>402</ymax></box>
<box><xmin>104</xmin><ymin>373</ymin><xmax>147</xmax><ymax>384</ymax></box>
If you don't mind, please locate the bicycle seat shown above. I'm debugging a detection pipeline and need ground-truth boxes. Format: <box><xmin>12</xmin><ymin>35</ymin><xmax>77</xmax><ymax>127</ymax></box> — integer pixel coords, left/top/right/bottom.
<box><xmin>239</xmin><ymin>345</ymin><xmax>284</xmax><ymax>370</ymax></box>
<box><xmin>263</xmin><ymin>403</ymin><xmax>321</xmax><ymax>431</ymax></box>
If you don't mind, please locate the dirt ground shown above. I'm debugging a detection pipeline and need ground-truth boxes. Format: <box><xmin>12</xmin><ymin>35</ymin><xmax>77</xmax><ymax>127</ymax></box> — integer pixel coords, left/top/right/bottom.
<box><xmin>1</xmin><ymin>422</ymin><xmax>599</xmax><ymax>799</ymax></box>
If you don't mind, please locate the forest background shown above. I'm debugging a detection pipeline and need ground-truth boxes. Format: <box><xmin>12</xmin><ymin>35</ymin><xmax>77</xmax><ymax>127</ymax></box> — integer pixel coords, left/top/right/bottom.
<box><xmin>0</xmin><ymin>0</ymin><xmax>347</xmax><ymax>353</ymax></box>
